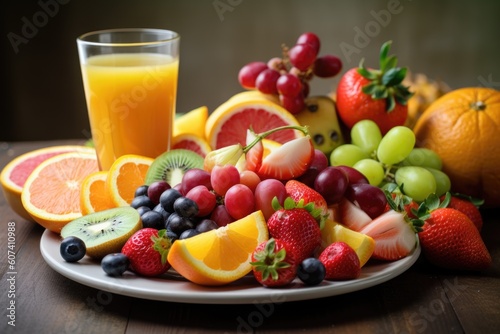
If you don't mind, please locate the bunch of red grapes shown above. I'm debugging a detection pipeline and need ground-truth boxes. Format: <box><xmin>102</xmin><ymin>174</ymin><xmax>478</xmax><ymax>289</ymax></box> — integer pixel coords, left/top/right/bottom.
<box><xmin>238</xmin><ymin>32</ymin><xmax>342</xmax><ymax>114</ymax></box>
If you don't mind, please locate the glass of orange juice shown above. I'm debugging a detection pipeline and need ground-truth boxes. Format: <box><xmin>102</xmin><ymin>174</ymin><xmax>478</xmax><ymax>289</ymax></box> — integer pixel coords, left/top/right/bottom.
<box><xmin>77</xmin><ymin>28</ymin><xmax>180</xmax><ymax>171</ymax></box>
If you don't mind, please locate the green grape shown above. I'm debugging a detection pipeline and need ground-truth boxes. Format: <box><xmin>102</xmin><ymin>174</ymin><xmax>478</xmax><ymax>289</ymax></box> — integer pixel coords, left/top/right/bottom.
<box><xmin>425</xmin><ymin>168</ymin><xmax>451</xmax><ymax>197</ymax></box>
<box><xmin>402</xmin><ymin>148</ymin><xmax>443</xmax><ymax>170</ymax></box>
<box><xmin>395</xmin><ymin>166</ymin><xmax>436</xmax><ymax>202</ymax></box>
<box><xmin>350</xmin><ymin>120</ymin><xmax>382</xmax><ymax>155</ymax></box>
<box><xmin>353</xmin><ymin>159</ymin><xmax>385</xmax><ymax>186</ymax></box>
<box><xmin>377</xmin><ymin>126</ymin><xmax>416</xmax><ymax>165</ymax></box>
<box><xmin>330</xmin><ymin>144</ymin><xmax>369</xmax><ymax>167</ymax></box>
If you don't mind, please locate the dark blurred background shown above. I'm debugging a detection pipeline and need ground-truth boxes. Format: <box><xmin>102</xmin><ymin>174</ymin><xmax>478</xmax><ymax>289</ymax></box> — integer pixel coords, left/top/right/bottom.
<box><xmin>2</xmin><ymin>0</ymin><xmax>500</xmax><ymax>142</ymax></box>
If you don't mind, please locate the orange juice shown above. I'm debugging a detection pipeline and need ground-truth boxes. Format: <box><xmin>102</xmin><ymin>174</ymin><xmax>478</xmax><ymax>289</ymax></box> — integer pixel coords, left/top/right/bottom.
<box><xmin>81</xmin><ymin>53</ymin><xmax>178</xmax><ymax>170</ymax></box>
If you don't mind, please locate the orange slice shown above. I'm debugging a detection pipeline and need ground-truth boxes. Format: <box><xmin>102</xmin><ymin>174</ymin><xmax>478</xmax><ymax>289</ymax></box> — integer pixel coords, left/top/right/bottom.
<box><xmin>106</xmin><ymin>154</ymin><xmax>154</xmax><ymax>207</ymax></box>
<box><xmin>174</xmin><ymin>106</ymin><xmax>208</xmax><ymax>138</ymax></box>
<box><xmin>205</xmin><ymin>98</ymin><xmax>304</xmax><ymax>150</ymax></box>
<box><xmin>20</xmin><ymin>151</ymin><xmax>99</xmax><ymax>233</ymax></box>
<box><xmin>80</xmin><ymin>171</ymin><xmax>116</xmax><ymax>215</ymax></box>
<box><xmin>171</xmin><ymin>133</ymin><xmax>212</xmax><ymax>158</ymax></box>
<box><xmin>168</xmin><ymin>210</ymin><xmax>269</xmax><ymax>286</ymax></box>
<box><xmin>321</xmin><ymin>219</ymin><xmax>375</xmax><ymax>267</ymax></box>
<box><xmin>0</xmin><ymin>145</ymin><xmax>95</xmax><ymax>220</ymax></box>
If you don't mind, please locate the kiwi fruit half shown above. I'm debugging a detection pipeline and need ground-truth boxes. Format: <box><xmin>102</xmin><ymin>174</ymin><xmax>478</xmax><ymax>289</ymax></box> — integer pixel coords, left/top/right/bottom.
<box><xmin>60</xmin><ymin>206</ymin><xmax>141</xmax><ymax>259</ymax></box>
<box><xmin>145</xmin><ymin>149</ymin><xmax>204</xmax><ymax>187</ymax></box>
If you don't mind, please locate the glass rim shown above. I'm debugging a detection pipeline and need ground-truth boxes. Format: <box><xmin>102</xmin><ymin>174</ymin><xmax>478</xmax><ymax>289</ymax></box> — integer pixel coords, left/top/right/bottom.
<box><xmin>77</xmin><ymin>28</ymin><xmax>179</xmax><ymax>47</ymax></box>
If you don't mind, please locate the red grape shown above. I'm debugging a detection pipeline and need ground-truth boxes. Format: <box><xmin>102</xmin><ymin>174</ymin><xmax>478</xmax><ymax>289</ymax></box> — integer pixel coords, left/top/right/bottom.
<box><xmin>255</xmin><ymin>69</ymin><xmax>280</xmax><ymax>95</ymax></box>
<box><xmin>345</xmin><ymin>183</ymin><xmax>387</xmax><ymax>219</ymax></box>
<box><xmin>336</xmin><ymin>165</ymin><xmax>369</xmax><ymax>185</ymax></box>
<box><xmin>288</xmin><ymin>43</ymin><xmax>316</xmax><ymax>71</ymax></box>
<box><xmin>314</xmin><ymin>166</ymin><xmax>349</xmax><ymax>205</ymax></box>
<box><xmin>277</xmin><ymin>73</ymin><xmax>302</xmax><ymax>97</ymax></box>
<box><xmin>313</xmin><ymin>55</ymin><xmax>342</xmax><ymax>78</ymax></box>
<box><xmin>254</xmin><ymin>179</ymin><xmax>286</xmax><ymax>220</ymax></box>
<box><xmin>239</xmin><ymin>170</ymin><xmax>261</xmax><ymax>193</ymax></box>
<box><xmin>147</xmin><ymin>180</ymin><xmax>170</xmax><ymax>205</ymax></box>
<box><xmin>211</xmin><ymin>165</ymin><xmax>240</xmax><ymax>196</ymax></box>
<box><xmin>181</xmin><ymin>168</ymin><xmax>212</xmax><ymax>195</ymax></box>
<box><xmin>279</xmin><ymin>94</ymin><xmax>305</xmax><ymax>114</ymax></box>
<box><xmin>238</xmin><ymin>62</ymin><xmax>268</xmax><ymax>89</ymax></box>
<box><xmin>296</xmin><ymin>32</ymin><xmax>320</xmax><ymax>55</ymax></box>
<box><xmin>210</xmin><ymin>205</ymin><xmax>234</xmax><ymax>227</ymax></box>
<box><xmin>224</xmin><ymin>184</ymin><xmax>255</xmax><ymax>220</ymax></box>
<box><xmin>185</xmin><ymin>185</ymin><xmax>217</xmax><ymax>217</ymax></box>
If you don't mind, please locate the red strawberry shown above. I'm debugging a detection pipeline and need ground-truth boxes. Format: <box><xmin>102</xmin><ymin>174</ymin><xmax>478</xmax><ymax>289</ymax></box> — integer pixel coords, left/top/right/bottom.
<box><xmin>417</xmin><ymin>194</ymin><xmax>491</xmax><ymax>271</ymax></box>
<box><xmin>285</xmin><ymin>179</ymin><xmax>328</xmax><ymax>216</ymax></box>
<box><xmin>335</xmin><ymin>198</ymin><xmax>372</xmax><ymax>232</ymax></box>
<box><xmin>257</xmin><ymin>136</ymin><xmax>314</xmax><ymax>181</ymax></box>
<box><xmin>250</xmin><ymin>238</ymin><xmax>299</xmax><ymax>287</ymax></box>
<box><xmin>360</xmin><ymin>209</ymin><xmax>418</xmax><ymax>261</ymax></box>
<box><xmin>267</xmin><ymin>197</ymin><xmax>322</xmax><ymax>262</ymax></box>
<box><xmin>383</xmin><ymin>192</ymin><xmax>419</xmax><ymax>218</ymax></box>
<box><xmin>121</xmin><ymin>228</ymin><xmax>172</xmax><ymax>277</ymax></box>
<box><xmin>440</xmin><ymin>194</ymin><xmax>483</xmax><ymax>231</ymax></box>
<box><xmin>318</xmin><ymin>242</ymin><xmax>360</xmax><ymax>280</ymax></box>
<box><xmin>335</xmin><ymin>41</ymin><xmax>412</xmax><ymax>135</ymax></box>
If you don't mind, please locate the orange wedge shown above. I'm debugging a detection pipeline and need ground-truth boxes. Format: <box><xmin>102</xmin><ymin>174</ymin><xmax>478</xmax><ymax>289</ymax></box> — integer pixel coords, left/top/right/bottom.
<box><xmin>174</xmin><ymin>106</ymin><xmax>209</xmax><ymax>138</ymax></box>
<box><xmin>321</xmin><ymin>219</ymin><xmax>375</xmax><ymax>267</ymax></box>
<box><xmin>20</xmin><ymin>151</ymin><xmax>99</xmax><ymax>233</ymax></box>
<box><xmin>205</xmin><ymin>98</ymin><xmax>303</xmax><ymax>150</ymax></box>
<box><xmin>106</xmin><ymin>154</ymin><xmax>154</xmax><ymax>207</ymax></box>
<box><xmin>0</xmin><ymin>145</ymin><xmax>95</xmax><ymax>220</ymax></box>
<box><xmin>80</xmin><ymin>171</ymin><xmax>116</xmax><ymax>215</ymax></box>
<box><xmin>168</xmin><ymin>210</ymin><xmax>269</xmax><ymax>286</ymax></box>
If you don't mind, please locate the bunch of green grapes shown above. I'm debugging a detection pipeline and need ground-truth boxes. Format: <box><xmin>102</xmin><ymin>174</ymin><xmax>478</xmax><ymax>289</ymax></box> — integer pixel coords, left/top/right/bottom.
<box><xmin>330</xmin><ymin>120</ymin><xmax>450</xmax><ymax>202</ymax></box>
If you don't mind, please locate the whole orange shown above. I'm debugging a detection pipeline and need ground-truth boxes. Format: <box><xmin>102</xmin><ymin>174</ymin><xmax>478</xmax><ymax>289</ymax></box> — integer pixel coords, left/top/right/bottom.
<box><xmin>413</xmin><ymin>87</ymin><xmax>500</xmax><ymax>207</ymax></box>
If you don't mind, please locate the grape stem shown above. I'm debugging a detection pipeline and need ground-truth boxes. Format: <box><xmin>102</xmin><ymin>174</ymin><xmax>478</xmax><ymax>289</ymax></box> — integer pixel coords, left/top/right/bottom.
<box><xmin>242</xmin><ymin>125</ymin><xmax>309</xmax><ymax>153</ymax></box>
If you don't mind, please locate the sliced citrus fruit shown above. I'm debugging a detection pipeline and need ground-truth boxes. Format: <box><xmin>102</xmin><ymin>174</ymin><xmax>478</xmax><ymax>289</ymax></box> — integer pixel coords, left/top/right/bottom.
<box><xmin>173</xmin><ymin>106</ymin><xmax>208</xmax><ymax>138</ymax></box>
<box><xmin>80</xmin><ymin>171</ymin><xmax>116</xmax><ymax>215</ymax></box>
<box><xmin>106</xmin><ymin>154</ymin><xmax>154</xmax><ymax>207</ymax></box>
<box><xmin>205</xmin><ymin>99</ymin><xmax>303</xmax><ymax>150</ymax></box>
<box><xmin>320</xmin><ymin>219</ymin><xmax>375</xmax><ymax>267</ymax></box>
<box><xmin>171</xmin><ymin>133</ymin><xmax>212</xmax><ymax>158</ymax></box>
<box><xmin>226</xmin><ymin>90</ymin><xmax>280</xmax><ymax>104</ymax></box>
<box><xmin>168</xmin><ymin>210</ymin><xmax>269</xmax><ymax>286</ymax></box>
<box><xmin>20</xmin><ymin>151</ymin><xmax>99</xmax><ymax>233</ymax></box>
<box><xmin>1</xmin><ymin>145</ymin><xmax>95</xmax><ymax>220</ymax></box>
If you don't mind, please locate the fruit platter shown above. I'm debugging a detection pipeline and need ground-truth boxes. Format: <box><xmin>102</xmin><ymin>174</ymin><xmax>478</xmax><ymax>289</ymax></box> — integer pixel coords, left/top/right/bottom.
<box><xmin>1</xmin><ymin>33</ymin><xmax>497</xmax><ymax>304</ymax></box>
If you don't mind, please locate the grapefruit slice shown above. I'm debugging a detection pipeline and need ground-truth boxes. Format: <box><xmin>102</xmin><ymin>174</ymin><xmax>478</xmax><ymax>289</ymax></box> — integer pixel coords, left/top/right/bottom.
<box><xmin>171</xmin><ymin>133</ymin><xmax>212</xmax><ymax>158</ymax></box>
<box><xmin>205</xmin><ymin>99</ymin><xmax>303</xmax><ymax>150</ymax></box>
<box><xmin>1</xmin><ymin>145</ymin><xmax>96</xmax><ymax>220</ymax></box>
<box><xmin>174</xmin><ymin>106</ymin><xmax>208</xmax><ymax>138</ymax></box>
<box><xmin>21</xmin><ymin>152</ymin><xmax>99</xmax><ymax>233</ymax></box>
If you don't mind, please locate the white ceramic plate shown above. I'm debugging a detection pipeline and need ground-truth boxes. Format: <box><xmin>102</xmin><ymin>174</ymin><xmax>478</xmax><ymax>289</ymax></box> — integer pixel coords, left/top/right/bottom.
<box><xmin>40</xmin><ymin>230</ymin><xmax>421</xmax><ymax>304</ymax></box>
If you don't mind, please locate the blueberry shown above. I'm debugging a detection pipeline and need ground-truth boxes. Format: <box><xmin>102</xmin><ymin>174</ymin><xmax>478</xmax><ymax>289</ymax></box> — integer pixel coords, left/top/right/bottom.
<box><xmin>173</xmin><ymin>197</ymin><xmax>199</xmax><ymax>218</ymax></box>
<box><xmin>131</xmin><ymin>195</ymin><xmax>155</xmax><ymax>210</ymax></box>
<box><xmin>179</xmin><ymin>229</ymin><xmax>200</xmax><ymax>240</ymax></box>
<box><xmin>136</xmin><ymin>206</ymin><xmax>151</xmax><ymax>216</ymax></box>
<box><xmin>101</xmin><ymin>253</ymin><xmax>130</xmax><ymax>277</ymax></box>
<box><xmin>134</xmin><ymin>185</ymin><xmax>149</xmax><ymax>197</ymax></box>
<box><xmin>141</xmin><ymin>210</ymin><xmax>164</xmax><ymax>229</ymax></box>
<box><xmin>166</xmin><ymin>213</ymin><xmax>195</xmax><ymax>234</ymax></box>
<box><xmin>297</xmin><ymin>258</ymin><xmax>326</xmax><ymax>286</ymax></box>
<box><xmin>166</xmin><ymin>230</ymin><xmax>179</xmax><ymax>242</ymax></box>
<box><xmin>60</xmin><ymin>236</ymin><xmax>86</xmax><ymax>262</ymax></box>
<box><xmin>153</xmin><ymin>203</ymin><xmax>171</xmax><ymax>221</ymax></box>
<box><xmin>196</xmin><ymin>219</ymin><xmax>219</xmax><ymax>233</ymax></box>
<box><xmin>160</xmin><ymin>188</ymin><xmax>182</xmax><ymax>213</ymax></box>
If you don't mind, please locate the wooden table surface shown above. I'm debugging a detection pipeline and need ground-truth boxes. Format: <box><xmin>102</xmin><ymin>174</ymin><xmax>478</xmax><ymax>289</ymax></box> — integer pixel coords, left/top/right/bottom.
<box><xmin>1</xmin><ymin>140</ymin><xmax>499</xmax><ymax>334</ymax></box>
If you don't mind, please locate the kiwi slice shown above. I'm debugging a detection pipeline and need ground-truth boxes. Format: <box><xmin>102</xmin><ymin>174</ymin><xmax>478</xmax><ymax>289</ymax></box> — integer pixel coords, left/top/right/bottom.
<box><xmin>145</xmin><ymin>149</ymin><xmax>204</xmax><ymax>187</ymax></box>
<box><xmin>60</xmin><ymin>207</ymin><xmax>141</xmax><ymax>259</ymax></box>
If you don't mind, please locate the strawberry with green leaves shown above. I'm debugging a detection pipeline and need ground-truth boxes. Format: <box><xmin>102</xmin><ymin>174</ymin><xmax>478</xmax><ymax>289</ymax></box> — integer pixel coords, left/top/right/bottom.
<box><xmin>121</xmin><ymin>228</ymin><xmax>172</xmax><ymax>277</ymax></box>
<box><xmin>417</xmin><ymin>193</ymin><xmax>491</xmax><ymax>271</ymax></box>
<box><xmin>267</xmin><ymin>197</ymin><xmax>325</xmax><ymax>262</ymax></box>
<box><xmin>336</xmin><ymin>41</ymin><xmax>413</xmax><ymax>134</ymax></box>
<box><xmin>251</xmin><ymin>238</ymin><xmax>299</xmax><ymax>287</ymax></box>
<box><xmin>285</xmin><ymin>179</ymin><xmax>328</xmax><ymax>216</ymax></box>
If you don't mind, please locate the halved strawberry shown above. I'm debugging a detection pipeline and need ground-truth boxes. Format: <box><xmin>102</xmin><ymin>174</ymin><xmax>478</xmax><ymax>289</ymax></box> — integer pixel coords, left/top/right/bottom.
<box><xmin>285</xmin><ymin>179</ymin><xmax>328</xmax><ymax>216</ymax></box>
<box><xmin>244</xmin><ymin>129</ymin><xmax>263</xmax><ymax>172</ymax></box>
<box><xmin>335</xmin><ymin>198</ymin><xmax>372</xmax><ymax>232</ymax></box>
<box><xmin>257</xmin><ymin>136</ymin><xmax>314</xmax><ymax>181</ymax></box>
<box><xmin>359</xmin><ymin>209</ymin><xmax>418</xmax><ymax>261</ymax></box>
